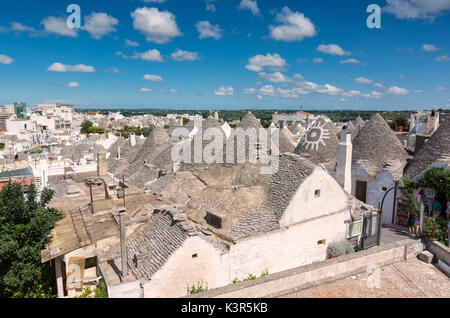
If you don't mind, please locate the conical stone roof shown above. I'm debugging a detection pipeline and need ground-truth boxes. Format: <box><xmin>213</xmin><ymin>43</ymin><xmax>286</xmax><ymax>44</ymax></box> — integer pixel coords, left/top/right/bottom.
<box><xmin>352</xmin><ymin>116</ymin><xmax>365</xmax><ymax>135</ymax></box>
<box><xmin>404</xmin><ymin>118</ymin><xmax>450</xmax><ymax>179</ymax></box>
<box><xmin>131</xmin><ymin>126</ymin><xmax>171</xmax><ymax>165</ymax></box>
<box><xmin>294</xmin><ymin>116</ymin><xmax>339</xmax><ymax>171</ymax></box>
<box><xmin>352</xmin><ymin>113</ymin><xmax>408</xmax><ymax>174</ymax></box>
<box><xmin>237</xmin><ymin>112</ymin><xmax>262</xmax><ymax>130</ymax></box>
<box><xmin>278</xmin><ymin>128</ymin><xmax>297</xmax><ymax>153</ymax></box>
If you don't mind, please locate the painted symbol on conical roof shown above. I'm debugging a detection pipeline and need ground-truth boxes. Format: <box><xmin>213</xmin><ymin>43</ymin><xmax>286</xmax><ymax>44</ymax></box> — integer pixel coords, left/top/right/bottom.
<box><xmin>300</xmin><ymin>121</ymin><xmax>330</xmax><ymax>151</ymax></box>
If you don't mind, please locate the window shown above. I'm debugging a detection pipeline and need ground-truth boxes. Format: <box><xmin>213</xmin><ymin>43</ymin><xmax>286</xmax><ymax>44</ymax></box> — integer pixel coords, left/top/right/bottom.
<box><xmin>314</xmin><ymin>189</ymin><xmax>321</xmax><ymax>198</ymax></box>
<box><xmin>346</xmin><ymin>221</ymin><xmax>363</xmax><ymax>238</ymax></box>
<box><xmin>205</xmin><ymin>212</ymin><xmax>222</xmax><ymax>229</ymax></box>
<box><xmin>317</xmin><ymin>239</ymin><xmax>326</xmax><ymax>245</ymax></box>
<box><xmin>192</xmin><ymin>254</ymin><xmax>198</xmax><ymax>258</ymax></box>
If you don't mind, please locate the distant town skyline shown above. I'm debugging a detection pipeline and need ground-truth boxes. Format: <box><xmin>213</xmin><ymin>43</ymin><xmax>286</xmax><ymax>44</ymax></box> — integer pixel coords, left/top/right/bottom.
<box><xmin>0</xmin><ymin>0</ymin><xmax>449</xmax><ymax>110</ymax></box>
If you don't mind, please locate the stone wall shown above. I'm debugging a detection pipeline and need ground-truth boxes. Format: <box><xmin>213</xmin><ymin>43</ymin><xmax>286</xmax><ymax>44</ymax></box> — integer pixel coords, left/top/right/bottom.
<box><xmin>188</xmin><ymin>239</ymin><xmax>425</xmax><ymax>298</ymax></box>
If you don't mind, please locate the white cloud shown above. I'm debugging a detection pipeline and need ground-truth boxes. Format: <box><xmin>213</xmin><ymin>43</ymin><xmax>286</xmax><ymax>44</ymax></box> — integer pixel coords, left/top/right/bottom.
<box><xmin>2</xmin><ymin>22</ymin><xmax>41</xmax><ymax>36</ymax></box>
<box><xmin>258</xmin><ymin>85</ymin><xmax>276</xmax><ymax>96</ymax></box>
<box><xmin>196</xmin><ymin>21</ymin><xmax>223</xmax><ymax>40</ymax></box>
<box><xmin>214</xmin><ymin>86</ymin><xmax>234</xmax><ymax>96</ymax></box>
<box><xmin>436</xmin><ymin>85</ymin><xmax>448</xmax><ymax>91</ymax></box>
<box><xmin>242</xmin><ymin>88</ymin><xmax>256</xmax><ymax>95</ymax></box>
<box><xmin>259</xmin><ymin>71</ymin><xmax>291</xmax><ymax>83</ymax></box>
<box><xmin>104</xmin><ymin>68</ymin><xmax>122</xmax><ymax>73</ymax></box>
<box><xmin>238</xmin><ymin>0</ymin><xmax>260</xmax><ymax>16</ymax></box>
<box><xmin>413</xmin><ymin>89</ymin><xmax>424</xmax><ymax>93</ymax></box>
<box><xmin>436</xmin><ymin>55</ymin><xmax>450</xmax><ymax>62</ymax></box>
<box><xmin>276</xmin><ymin>87</ymin><xmax>308</xmax><ymax>99</ymax></box>
<box><xmin>125</xmin><ymin>39</ymin><xmax>139</xmax><ymax>47</ymax></box>
<box><xmin>143</xmin><ymin>0</ymin><xmax>166</xmax><ymax>3</ymax></box>
<box><xmin>312</xmin><ymin>57</ymin><xmax>323</xmax><ymax>63</ymax></box>
<box><xmin>205</xmin><ymin>0</ymin><xmax>217</xmax><ymax>12</ymax></box>
<box><xmin>384</xmin><ymin>0</ymin><xmax>450</xmax><ymax>20</ymax></box>
<box><xmin>131</xmin><ymin>49</ymin><xmax>164</xmax><ymax>62</ymax></box>
<box><xmin>159</xmin><ymin>88</ymin><xmax>178</xmax><ymax>94</ymax></box>
<box><xmin>66</xmin><ymin>82</ymin><xmax>80</xmax><ymax>88</ymax></box>
<box><xmin>171</xmin><ymin>48</ymin><xmax>200</xmax><ymax>61</ymax></box>
<box><xmin>131</xmin><ymin>7</ymin><xmax>181</xmax><ymax>44</ymax></box>
<box><xmin>0</xmin><ymin>54</ymin><xmax>13</xmax><ymax>64</ymax></box>
<box><xmin>317</xmin><ymin>44</ymin><xmax>350</xmax><ymax>56</ymax></box>
<box><xmin>41</xmin><ymin>16</ymin><xmax>77</xmax><ymax>37</ymax></box>
<box><xmin>374</xmin><ymin>82</ymin><xmax>385</xmax><ymax>89</ymax></box>
<box><xmin>137</xmin><ymin>88</ymin><xmax>152</xmax><ymax>92</ymax></box>
<box><xmin>340</xmin><ymin>58</ymin><xmax>361</xmax><ymax>64</ymax></box>
<box><xmin>269</xmin><ymin>7</ymin><xmax>316</xmax><ymax>42</ymax></box>
<box><xmin>47</xmin><ymin>81</ymin><xmax>80</xmax><ymax>88</ymax></box>
<box><xmin>245</xmin><ymin>53</ymin><xmax>287</xmax><ymax>72</ymax></box>
<box><xmin>47</xmin><ymin>63</ymin><xmax>95</xmax><ymax>72</ymax></box>
<box><xmin>142</xmin><ymin>74</ymin><xmax>164</xmax><ymax>82</ymax></box>
<box><xmin>422</xmin><ymin>43</ymin><xmax>438</xmax><ymax>52</ymax></box>
<box><xmin>83</xmin><ymin>12</ymin><xmax>118</xmax><ymax>39</ymax></box>
<box><xmin>355</xmin><ymin>77</ymin><xmax>374</xmax><ymax>84</ymax></box>
<box><xmin>387</xmin><ymin>86</ymin><xmax>409</xmax><ymax>95</ymax></box>
<box><xmin>367</xmin><ymin>91</ymin><xmax>383</xmax><ymax>99</ymax></box>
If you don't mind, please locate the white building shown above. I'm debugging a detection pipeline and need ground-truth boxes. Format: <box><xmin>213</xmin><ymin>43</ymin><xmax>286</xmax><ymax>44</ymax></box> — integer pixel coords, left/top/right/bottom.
<box><xmin>99</xmin><ymin>153</ymin><xmax>375</xmax><ymax>298</ymax></box>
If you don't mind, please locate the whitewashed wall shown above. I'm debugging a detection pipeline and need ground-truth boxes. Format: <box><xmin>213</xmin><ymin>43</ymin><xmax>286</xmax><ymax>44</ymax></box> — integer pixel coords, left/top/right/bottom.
<box><xmin>351</xmin><ymin>165</ymin><xmax>397</xmax><ymax>225</ymax></box>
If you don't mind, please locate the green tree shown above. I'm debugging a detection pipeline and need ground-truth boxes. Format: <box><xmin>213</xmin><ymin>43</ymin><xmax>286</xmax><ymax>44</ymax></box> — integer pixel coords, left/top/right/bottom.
<box><xmin>80</xmin><ymin>120</ymin><xmax>93</xmax><ymax>134</ymax></box>
<box><xmin>87</xmin><ymin>127</ymin><xmax>106</xmax><ymax>134</ymax></box>
<box><xmin>0</xmin><ymin>183</ymin><xmax>62</xmax><ymax>297</ymax></box>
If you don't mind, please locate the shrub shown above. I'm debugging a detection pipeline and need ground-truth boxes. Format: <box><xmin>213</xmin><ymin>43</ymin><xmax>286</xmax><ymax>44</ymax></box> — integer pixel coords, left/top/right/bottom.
<box><xmin>187</xmin><ymin>280</ymin><xmax>208</xmax><ymax>295</ymax></box>
<box><xmin>74</xmin><ymin>283</ymin><xmax>107</xmax><ymax>298</ymax></box>
<box><xmin>260</xmin><ymin>269</ymin><xmax>269</xmax><ymax>277</ymax></box>
<box><xmin>327</xmin><ymin>240</ymin><xmax>355</xmax><ymax>258</ymax></box>
<box><xmin>423</xmin><ymin>216</ymin><xmax>448</xmax><ymax>245</ymax></box>
<box><xmin>243</xmin><ymin>274</ymin><xmax>256</xmax><ymax>281</ymax></box>
<box><xmin>354</xmin><ymin>245</ymin><xmax>363</xmax><ymax>252</ymax></box>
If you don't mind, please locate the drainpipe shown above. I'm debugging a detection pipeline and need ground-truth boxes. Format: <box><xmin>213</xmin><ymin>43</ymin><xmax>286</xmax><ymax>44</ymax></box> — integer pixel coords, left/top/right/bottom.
<box><xmin>391</xmin><ymin>184</ymin><xmax>397</xmax><ymax>224</ymax></box>
<box><xmin>119</xmin><ymin>207</ymin><xmax>127</xmax><ymax>279</ymax></box>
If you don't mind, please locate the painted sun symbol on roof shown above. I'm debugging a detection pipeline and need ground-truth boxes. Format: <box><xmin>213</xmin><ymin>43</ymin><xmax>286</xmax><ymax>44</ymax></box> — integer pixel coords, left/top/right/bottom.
<box><xmin>300</xmin><ymin>121</ymin><xmax>330</xmax><ymax>151</ymax></box>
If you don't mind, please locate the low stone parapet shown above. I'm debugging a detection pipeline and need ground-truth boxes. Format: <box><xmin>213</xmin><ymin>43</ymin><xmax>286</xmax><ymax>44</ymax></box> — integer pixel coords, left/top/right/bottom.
<box><xmin>187</xmin><ymin>238</ymin><xmax>424</xmax><ymax>298</ymax></box>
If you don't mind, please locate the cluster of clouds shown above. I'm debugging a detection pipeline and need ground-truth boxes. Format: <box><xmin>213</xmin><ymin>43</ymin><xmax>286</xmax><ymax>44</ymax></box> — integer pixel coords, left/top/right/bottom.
<box><xmin>1</xmin><ymin>1</ymin><xmax>449</xmax><ymax>102</ymax></box>
<box><xmin>232</xmin><ymin>51</ymin><xmax>434</xmax><ymax>101</ymax></box>
<box><xmin>47</xmin><ymin>63</ymin><xmax>95</xmax><ymax>73</ymax></box>
<box><xmin>421</xmin><ymin>43</ymin><xmax>450</xmax><ymax>62</ymax></box>
<box><xmin>214</xmin><ymin>86</ymin><xmax>234</xmax><ymax>96</ymax></box>
<box><xmin>0</xmin><ymin>12</ymin><xmax>119</xmax><ymax>39</ymax></box>
<box><xmin>117</xmin><ymin>48</ymin><xmax>200</xmax><ymax>62</ymax></box>
<box><xmin>384</xmin><ymin>0</ymin><xmax>450</xmax><ymax>20</ymax></box>
<box><xmin>353</xmin><ymin>76</ymin><xmax>425</xmax><ymax>96</ymax></box>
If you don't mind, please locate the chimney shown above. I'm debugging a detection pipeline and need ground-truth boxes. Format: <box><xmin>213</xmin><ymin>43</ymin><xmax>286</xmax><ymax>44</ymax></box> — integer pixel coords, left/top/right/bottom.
<box><xmin>336</xmin><ymin>127</ymin><xmax>352</xmax><ymax>193</ymax></box>
<box><xmin>97</xmin><ymin>152</ymin><xmax>107</xmax><ymax>177</ymax></box>
<box><xmin>129</xmin><ymin>133</ymin><xmax>136</xmax><ymax>147</ymax></box>
<box><xmin>118</xmin><ymin>207</ymin><xmax>128</xmax><ymax>278</ymax></box>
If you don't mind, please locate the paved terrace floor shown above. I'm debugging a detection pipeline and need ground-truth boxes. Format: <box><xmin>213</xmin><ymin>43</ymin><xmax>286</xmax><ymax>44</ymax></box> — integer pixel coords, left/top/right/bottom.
<box><xmin>283</xmin><ymin>257</ymin><xmax>450</xmax><ymax>298</ymax></box>
<box><xmin>380</xmin><ymin>224</ymin><xmax>416</xmax><ymax>245</ymax></box>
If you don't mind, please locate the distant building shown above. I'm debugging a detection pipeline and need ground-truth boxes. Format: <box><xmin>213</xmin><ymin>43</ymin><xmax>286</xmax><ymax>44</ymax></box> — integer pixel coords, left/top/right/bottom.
<box><xmin>272</xmin><ymin>106</ymin><xmax>320</xmax><ymax>128</ymax></box>
<box><xmin>407</xmin><ymin>110</ymin><xmax>440</xmax><ymax>151</ymax></box>
<box><xmin>14</xmin><ymin>102</ymin><xmax>27</xmax><ymax>119</ymax></box>
<box><xmin>0</xmin><ymin>166</ymin><xmax>34</xmax><ymax>191</ymax></box>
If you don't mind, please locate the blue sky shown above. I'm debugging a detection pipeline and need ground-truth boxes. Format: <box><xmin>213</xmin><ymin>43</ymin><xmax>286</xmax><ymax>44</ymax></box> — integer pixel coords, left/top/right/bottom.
<box><xmin>0</xmin><ymin>0</ymin><xmax>449</xmax><ymax>110</ymax></box>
